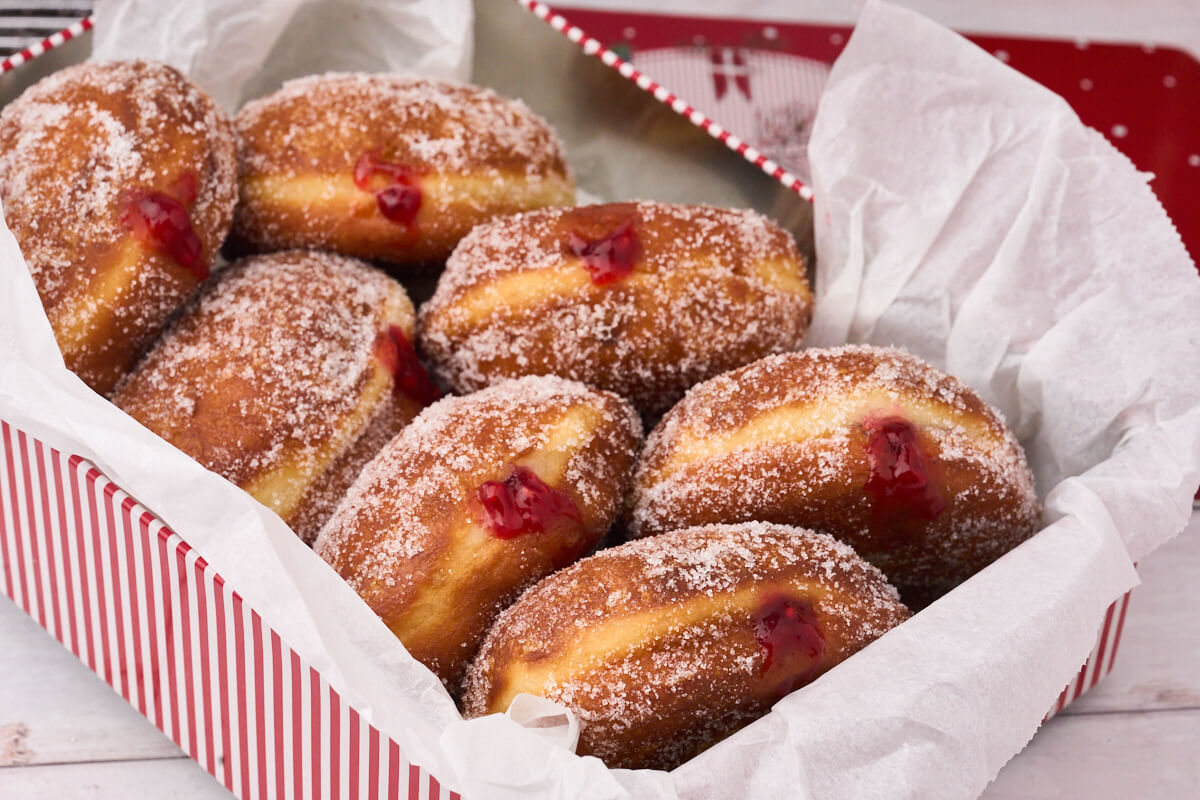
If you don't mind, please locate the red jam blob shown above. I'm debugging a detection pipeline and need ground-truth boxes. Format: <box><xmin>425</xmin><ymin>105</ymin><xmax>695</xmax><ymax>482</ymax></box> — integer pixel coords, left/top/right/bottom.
<box><xmin>754</xmin><ymin>595</ymin><xmax>825</xmax><ymax>679</ymax></box>
<box><xmin>121</xmin><ymin>178</ymin><xmax>206</xmax><ymax>281</ymax></box>
<box><xmin>171</xmin><ymin>173</ymin><xmax>198</xmax><ymax>207</ymax></box>
<box><xmin>568</xmin><ymin>219</ymin><xmax>640</xmax><ymax>285</ymax></box>
<box><xmin>375</xmin><ymin>184</ymin><xmax>422</xmax><ymax>225</ymax></box>
<box><xmin>476</xmin><ymin>466</ymin><xmax>580</xmax><ymax>539</ymax></box>
<box><xmin>354</xmin><ymin>152</ymin><xmax>423</xmax><ymax>228</ymax></box>
<box><xmin>863</xmin><ymin>416</ymin><xmax>946</xmax><ymax>530</ymax></box>
<box><xmin>374</xmin><ymin>325</ymin><xmax>441</xmax><ymax>408</ymax></box>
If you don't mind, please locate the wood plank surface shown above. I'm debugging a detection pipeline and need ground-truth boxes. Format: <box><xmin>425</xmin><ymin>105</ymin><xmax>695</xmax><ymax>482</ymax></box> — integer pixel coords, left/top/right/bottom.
<box><xmin>1065</xmin><ymin>521</ymin><xmax>1200</xmax><ymax>716</ymax></box>
<box><xmin>984</xmin><ymin>709</ymin><xmax>1200</xmax><ymax>798</ymax></box>
<box><xmin>0</xmin><ymin>757</ymin><xmax>231</xmax><ymax>798</ymax></box>
<box><xmin>0</xmin><ymin>597</ymin><xmax>182</xmax><ymax>767</ymax></box>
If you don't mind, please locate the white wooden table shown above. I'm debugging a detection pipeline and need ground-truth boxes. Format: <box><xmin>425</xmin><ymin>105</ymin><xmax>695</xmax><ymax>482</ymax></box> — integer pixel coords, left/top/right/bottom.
<box><xmin>1</xmin><ymin>1</ymin><xmax>1197</xmax><ymax>797</ymax></box>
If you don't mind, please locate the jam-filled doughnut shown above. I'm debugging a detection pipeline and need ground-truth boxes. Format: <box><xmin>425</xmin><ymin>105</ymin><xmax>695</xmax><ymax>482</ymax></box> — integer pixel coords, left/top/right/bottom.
<box><xmin>628</xmin><ymin>346</ymin><xmax>1040</xmax><ymax>605</ymax></box>
<box><xmin>418</xmin><ymin>202</ymin><xmax>813</xmax><ymax>417</ymax></box>
<box><xmin>314</xmin><ymin>376</ymin><xmax>642</xmax><ymax>691</ymax></box>
<box><xmin>112</xmin><ymin>250</ymin><xmax>433</xmax><ymax>542</ymax></box>
<box><xmin>231</xmin><ymin>73</ymin><xmax>575</xmax><ymax>268</ymax></box>
<box><xmin>0</xmin><ymin>59</ymin><xmax>237</xmax><ymax>395</ymax></box>
<box><xmin>463</xmin><ymin>522</ymin><xmax>909</xmax><ymax>770</ymax></box>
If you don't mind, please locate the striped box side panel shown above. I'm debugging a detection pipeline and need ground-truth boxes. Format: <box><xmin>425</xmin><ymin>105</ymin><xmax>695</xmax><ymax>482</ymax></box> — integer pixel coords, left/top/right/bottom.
<box><xmin>1044</xmin><ymin>589</ymin><xmax>1132</xmax><ymax>720</ymax></box>
<box><xmin>0</xmin><ymin>420</ymin><xmax>461</xmax><ymax>800</ymax></box>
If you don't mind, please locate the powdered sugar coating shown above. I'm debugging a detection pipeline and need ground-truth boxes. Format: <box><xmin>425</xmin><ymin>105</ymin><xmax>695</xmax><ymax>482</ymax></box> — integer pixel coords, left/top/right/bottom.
<box><xmin>314</xmin><ymin>375</ymin><xmax>643</xmax><ymax>689</ymax></box>
<box><xmin>232</xmin><ymin>73</ymin><xmax>575</xmax><ymax>265</ymax></box>
<box><xmin>630</xmin><ymin>345</ymin><xmax>1041</xmax><ymax>604</ymax></box>
<box><xmin>112</xmin><ymin>250</ymin><xmax>415</xmax><ymax>536</ymax></box>
<box><xmin>463</xmin><ymin>522</ymin><xmax>909</xmax><ymax>770</ymax></box>
<box><xmin>0</xmin><ymin>59</ymin><xmax>238</xmax><ymax>393</ymax></box>
<box><xmin>237</xmin><ymin>72</ymin><xmax>568</xmax><ymax>179</ymax></box>
<box><xmin>419</xmin><ymin>201</ymin><xmax>813</xmax><ymax>417</ymax></box>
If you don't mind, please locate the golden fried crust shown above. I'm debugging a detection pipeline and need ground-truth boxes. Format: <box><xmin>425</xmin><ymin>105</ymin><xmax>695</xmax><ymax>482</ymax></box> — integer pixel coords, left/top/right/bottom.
<box><xmin>0</xmin><ymin>59</ymin><xmax>238</xmax><ymax>395</ymax></box>
<box><xmin>313</xmin><ymin>376</ymin><xmax>644</xmax><ymax>691</ymax></box>
<box><xmin>418</xmin><ymin>201</ymin><xmax>813</xmax><ymax>417</ymax></box>
<box><xmin>629</xmin><ymin>346</ymin><xmax>1041</xmax><ymax>605</ymax></box>
<box><xmin>111</xmin><ymin>251</ymin><xmax>419</xmax><ymax>540</ymax></box>
<box><xmin>462</xmin><ymin>523</ymin><xmax>909</xmax><ymax>771</ymax></box>
<box><xmin>286</xmin><ymin>389</ymin><xmax>420</xmax><ymax>544</ymax></box>
<box><xmin>231</xmin><ymin>73</ymin><xmax>575</xmax><ymax>266</ymax></box>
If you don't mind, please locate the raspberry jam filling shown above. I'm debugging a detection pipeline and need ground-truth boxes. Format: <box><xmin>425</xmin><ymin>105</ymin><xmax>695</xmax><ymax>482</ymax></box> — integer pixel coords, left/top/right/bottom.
<box><xmin>754</xmin><ymin>594</ymin><xmax>825</xmax><ymax>678</ymax></box>
<box><xmin>171</xmin><ymin>173</ymin><xmax>198</xmax><ymax>207</ymax></box>
<box><xmin>863</xmin><ymin>416</ymin><xmax>946</xmax><ymax>528</ymax></box>
<box><xmin>476</xmin><ymin>466</ymin><xmax>580</xmax><ymax>539</ymax></box>
<box><xmin>121</xmin><ymin>173</ymin><xmax>205</xmax><ymax>280</ymax></box>
<box><xmin>354</xmin><ymin>152</ymin><xmax>423</xmax><ymax>227</ymax></box>
<box><xmin>568</xmin><ymin>219</ymin><xmax>640</xmax><ymax>285</ymax></box>
<box><xmin>374</xmin><ymin>325</ymin><xmax>441</xmax><ymax>407</ymax></box>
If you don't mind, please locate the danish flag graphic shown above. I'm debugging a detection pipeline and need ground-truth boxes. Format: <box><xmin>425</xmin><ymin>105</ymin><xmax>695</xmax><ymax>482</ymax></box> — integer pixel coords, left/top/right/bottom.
<box><xmin>710</xmin><ymin>47</ymin><xmax>751</xmax><ymax>100</ymax></box>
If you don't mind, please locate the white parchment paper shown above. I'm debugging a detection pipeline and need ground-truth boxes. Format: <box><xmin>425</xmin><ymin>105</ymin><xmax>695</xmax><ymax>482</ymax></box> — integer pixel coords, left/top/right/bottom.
<box><xmin>90</xmin><ymin>0</ymin><xmax>474</xmax><ymax>109</ymax></box>
<box><xmin>2</xmin><ymin>0</ymin><xmax>1198</xmax><ymax>798</ymax></box>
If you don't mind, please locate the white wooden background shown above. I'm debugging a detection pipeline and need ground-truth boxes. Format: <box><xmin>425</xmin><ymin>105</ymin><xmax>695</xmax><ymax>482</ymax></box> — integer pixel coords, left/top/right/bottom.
<box><xmin>1</xmin><ymin>0</ymin><xmax>1198</xmax><ymax>797</ymax></box>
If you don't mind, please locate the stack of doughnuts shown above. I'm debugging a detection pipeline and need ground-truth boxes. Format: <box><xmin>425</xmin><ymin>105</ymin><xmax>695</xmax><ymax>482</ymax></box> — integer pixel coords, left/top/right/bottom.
<box><xmin>2</xmin><ymin>58</ymin><xmax>1044</xmax><ymax>774</ymax></box>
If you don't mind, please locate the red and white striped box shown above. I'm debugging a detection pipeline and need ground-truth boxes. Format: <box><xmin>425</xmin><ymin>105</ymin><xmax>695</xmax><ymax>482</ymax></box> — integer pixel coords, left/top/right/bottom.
<box><xmin>0</xmin><ymin>1</ymin><xmax>1163</xmax><ymax>798</ymax></box>
<box><xmin>0</xmin><ymin>422</ymin><xmax>458</xmax><ymax>798</ymax></box>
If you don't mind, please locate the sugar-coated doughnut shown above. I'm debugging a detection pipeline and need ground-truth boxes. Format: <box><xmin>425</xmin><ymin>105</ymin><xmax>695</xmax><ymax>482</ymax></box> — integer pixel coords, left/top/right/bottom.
<box><xmin>314</xmin><ymin>376</ymin><xmax>643</xmax><ymax>691</ymax></box>
<box><xmin>0</xmin><ymin>60</ymin><xmax>237</xmax><ymax>395</ymax></box>
<box><xmin>418</xmin><ymin>201</ymin><xmax>813</xmax><ymax>417</ymax></box>
<box><xmin>628</xmin><ymin>346</ymin><xmax>1040</xmax><ymax>605</ymax></box>
<box><xmin>463</xmin><ymin>522</ymin><xmax>909</xmax><ymax>770</ymax></box>
<box><xmin>112</xmin><ymin>250</ymin><xmax>432</xmax><ymax>542</ymax></box>
<box><xmin>231</xmin><ymin>73</ymin><xmax>575</xmax><ymax>268</ymax></box>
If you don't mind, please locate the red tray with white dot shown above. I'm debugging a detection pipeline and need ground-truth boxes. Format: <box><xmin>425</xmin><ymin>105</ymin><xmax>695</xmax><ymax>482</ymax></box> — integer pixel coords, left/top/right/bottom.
<box><xmin>549</xmin><ymin>5</ymin><xmax>1200</xmax><ymax>267</ymax></box>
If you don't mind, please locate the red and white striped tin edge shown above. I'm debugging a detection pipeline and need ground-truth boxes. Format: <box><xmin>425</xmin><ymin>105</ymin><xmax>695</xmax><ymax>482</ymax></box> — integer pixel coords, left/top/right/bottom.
<box><xmin>0</xmin><ymin>14</ymin><xmax>91</xmax><ymax>74</ymax></box>
<box><xmin>0</xmin><ymin>421</ymin><xmax>461</xmax><ymax>800</ymax></box>
<box><xmin>1046</xmin><ymin>588</ymin><xmax>1131</xmax><ymax>720</ymax></box>
<box><xmin>516</xmin><ymin>0</ymin><xmax>815</xmax><ymax>202</ymax></box>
